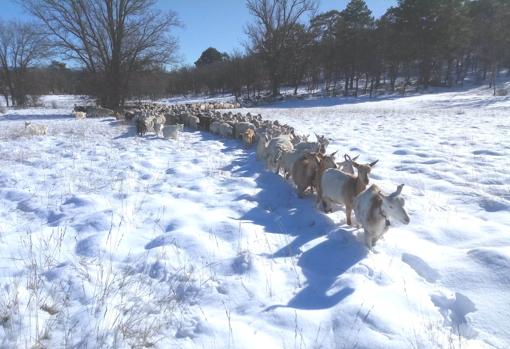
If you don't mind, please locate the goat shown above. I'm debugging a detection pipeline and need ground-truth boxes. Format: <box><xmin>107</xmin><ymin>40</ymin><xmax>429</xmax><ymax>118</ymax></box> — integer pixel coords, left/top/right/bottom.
<box><xmin>277</xmin><ymin>145</ymin><xmax>320</xmax><ymax>179</ymax></box>
<box><xmin>243</xmin><ymin>128</ymin><xmax>256</xmax><ymax>146</ymax></box>
<box><xmin>162</xmin><ymin>124</ymin><xmax>184</xmax><ymax>140</ymax></box>
<box><xmin>265</xmin><ymin>135</ymin><xmax>294</xmax><ymax>172</ymax></box>
<box><xmin>219</xmin><ymin>122</ymin><xmax>234</xmax><ymax>138</ymax></box>
<box><xmin>314</xmin><ymin>152</ymin><xmax>338</xmax><ymax>201</ymax></box>
<box><xmin>320</xmin><ymin>159</ymin><xmax>378</xmax><ymax>225</ymax></box>
<box><xmin>337</xmin><ymin>154</ymin><xmax>359</xmax><ymax>175</ymax></box>
<box><xmin>256</xmin><ymin>134</ymin><xmax>269</xmax><ymax>160</ymax></box>
<box><xmin>145</xmin><ymin>117</ymin><xmax>155</xmax><ymax>134</ymax></box>
<box><xmin>210</xmin><ymin>120</ymin><xmax>222</xmax><ymax>135</ymax></box>
<box><xmin>24</xmin><ymin>121</ymin><xmax>48</xmax><ymax>136</ymax></box>
<box><xmin>198</xmin><ymin>115</ymin><xmax>212</xmax><ymax>131</ymax></box>
<box><xmin>124</xmin><ymin>111</ymin><xmax>135</xmax><ymax>122</ymax></box>
<box><xmin>136</xmin><ymin>118</ymin><xmax>148</xmax><ymax>136</ymax></box>
<box><xmin>292</xmin><ymin>151</ymin><xmax>337</xmax><ymax>198</ymax></box>
<box><xmin>153</xmin><ymin>114</ymin><xmax>166</xmax><ymax>137</ymax></box>
<box><xmin>73</xmin><ymin>105</ymin><xmax>86</xmax><ymax>112</ymax></box>
<box><xmin>234</xmin><ymin>122</ymin><xmax>255</xmax><ymax>140</ymax></box>
<box><xmin>354</xmin><ymin>184</ymin><xmax>410</xmax><ymax>249</ymax></box>
<box><xmin>314</xmin><ymin>133</ymin><xmax>330</xmax><ymax>154</ymax></box>
<box><xmin>74</xmin><ymin>111</ymin><xmax>87</xmax><ymax>119</ymax></box>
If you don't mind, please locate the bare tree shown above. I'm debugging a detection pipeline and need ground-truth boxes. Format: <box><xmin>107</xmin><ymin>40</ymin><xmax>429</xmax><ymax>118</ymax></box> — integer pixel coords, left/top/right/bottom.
<box><xmin>246</xmin><ymin>0</ymin><xmax>317</xmax><ymax>96</ymax></box>
<box><xmin>0</xmin><ymin>20</ymin><xmax>48</xmax><ymax>106</ymax></box>
<box><xmin>21</xmin><ymin>0</ymin><xmax>179</xmax><ymax>109</ymax></box>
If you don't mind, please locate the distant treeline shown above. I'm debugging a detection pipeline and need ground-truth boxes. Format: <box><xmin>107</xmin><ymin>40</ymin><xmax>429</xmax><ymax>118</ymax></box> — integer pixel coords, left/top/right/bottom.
<box><xmin>1</xmin><ymin>0</ymin><xmax>509</xmax><ymax>108</ymax></box>
<box><xmin>169</xmin><ymin>0</ymin><xmax>510</xmax><ymax>98</ymax></box>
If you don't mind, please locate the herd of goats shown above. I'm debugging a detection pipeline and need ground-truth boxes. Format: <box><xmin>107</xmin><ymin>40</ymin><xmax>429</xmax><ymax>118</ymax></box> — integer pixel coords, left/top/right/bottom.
<box><xmin>74</xmin><ymin>102</ymin><xmax>411</xmax><ymax>249</ymax></box>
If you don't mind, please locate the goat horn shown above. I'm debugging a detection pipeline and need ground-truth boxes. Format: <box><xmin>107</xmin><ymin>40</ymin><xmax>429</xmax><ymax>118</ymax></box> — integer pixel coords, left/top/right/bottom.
<box><xmin>396</xmin><ymin>184</ymin><xmax>404</xmax><ymax>195</ymax></box>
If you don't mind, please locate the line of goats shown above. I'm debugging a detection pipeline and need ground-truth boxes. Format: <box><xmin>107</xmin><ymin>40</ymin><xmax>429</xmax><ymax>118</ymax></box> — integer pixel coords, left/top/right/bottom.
<box><xmin>75</xmin><ymin>102</ymin><xmax>410</xmax><ymax>249</ymax></box>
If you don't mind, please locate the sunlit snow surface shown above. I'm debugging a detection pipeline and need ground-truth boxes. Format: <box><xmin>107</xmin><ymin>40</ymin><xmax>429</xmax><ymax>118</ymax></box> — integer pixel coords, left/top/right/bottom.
<box><xmin>0</xmin><ymin>88</ymin><xmax>508</xmax><ymax>348</ymax></box>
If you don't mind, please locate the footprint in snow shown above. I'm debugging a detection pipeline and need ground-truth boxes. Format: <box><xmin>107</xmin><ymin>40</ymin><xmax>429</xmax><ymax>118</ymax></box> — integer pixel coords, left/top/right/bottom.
<box><xmin>393</xmin><ymin>149</ymin><xmax>409</xmax><ymax>155</ymax></box>
<box><xmin>75</xmin><ymin>235</ymin><xmax>100</xmax><ymax>257</ymax></box>
<box><xmin>401</xmin><ymin>253</ymin><xmax>440</xmax><ymax>283</ymax></box>
<box><xmin>3</xmin><ymin>190</ymin><xmax>31</xmax><ymax>202</ymax></box>
<box><xmin>473</xmin><ymin>150</ymin><xmax>501</xmax><ymax>156</ymax></box>
<box><xmin>478</xmin><ymin>198</ymin><xmax>509</xmax><ymax>213</ymax></box>
<box><xmin>145</xmin><ymin>235</ymin><xmax>174</xmax><ymax>250</ymax></box>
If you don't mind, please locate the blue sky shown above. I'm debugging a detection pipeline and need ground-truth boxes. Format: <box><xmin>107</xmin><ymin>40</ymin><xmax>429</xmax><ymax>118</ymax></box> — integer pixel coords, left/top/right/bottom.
<box><xmin>1</xmin><ymin>0</ymin><xmax>397</xmax><ymax>66</ymax></box>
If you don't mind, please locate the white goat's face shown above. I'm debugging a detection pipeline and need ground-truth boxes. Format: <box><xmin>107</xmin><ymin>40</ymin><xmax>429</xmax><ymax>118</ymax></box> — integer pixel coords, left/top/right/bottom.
<box><xmin>381</xmin><ymin>185</ymin><xmax>410</xmax><ymax>225</ymax></box>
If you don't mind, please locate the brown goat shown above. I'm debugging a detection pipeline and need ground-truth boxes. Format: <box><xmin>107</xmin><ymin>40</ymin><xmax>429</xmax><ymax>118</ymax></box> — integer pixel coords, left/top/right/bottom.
<box><xmin>292</xmin><ymin>151</ymin><xmax>337</xmax><ymax>198</ymax></box>
<box><xmin>320</xmin><ymin>159</ymin><xmax>378</xmax><ymax>225</ymax></box>
<box><xmin>292</xmin><ymin>152</ymin><xmax>321</xmax><ymax>197</ymax></box>
<box><xmin>243</xmin><ymin>128</ymin><xmax>256</xmax><ymax>147</ymax></box>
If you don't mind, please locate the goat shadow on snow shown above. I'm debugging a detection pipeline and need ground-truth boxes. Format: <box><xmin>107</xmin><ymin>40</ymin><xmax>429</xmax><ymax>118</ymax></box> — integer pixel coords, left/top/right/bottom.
<box><xmin>208</xmin><ymin>132</ymin><xmax>367</xmax><ymax>311</ymax></box>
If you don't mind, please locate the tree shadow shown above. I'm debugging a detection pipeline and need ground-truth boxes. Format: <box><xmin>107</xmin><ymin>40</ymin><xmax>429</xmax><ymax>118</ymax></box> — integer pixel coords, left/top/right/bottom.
<box><xmin>0</xmin><ymin>113</ymin><xmax>72</xmax><ymax>122</ymax></box>
<box><xmin>254</xmin><ymin>94</ymin><xmax>407</xmax><ymax>109</ymax></box>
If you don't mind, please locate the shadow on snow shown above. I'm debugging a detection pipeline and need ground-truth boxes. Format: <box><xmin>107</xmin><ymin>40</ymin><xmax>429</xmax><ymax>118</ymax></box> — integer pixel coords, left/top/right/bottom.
<box><xmin>0</xmin><ymin>113</ymin><xmax>72</xmax><ymax>122</ymax></box>
<box><xmin>203</xmin><ymin>132</ymin><xmax>368</xmax><ymax>311</ymax></box>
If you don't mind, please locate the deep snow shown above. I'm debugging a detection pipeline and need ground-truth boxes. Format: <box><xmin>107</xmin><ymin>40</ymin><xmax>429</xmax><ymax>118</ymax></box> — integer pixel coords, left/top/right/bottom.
<box><xmin>0</xmin><ymin>87</ymin><xmax>508</xmax><ymax>348</ymax></box>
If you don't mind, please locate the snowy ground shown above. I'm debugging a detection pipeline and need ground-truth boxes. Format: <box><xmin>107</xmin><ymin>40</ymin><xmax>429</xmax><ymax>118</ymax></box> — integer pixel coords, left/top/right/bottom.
<box><xmin>0</xmin><ymin>87</ymin><xmax>509</xmax><ymax>348</ymax></box>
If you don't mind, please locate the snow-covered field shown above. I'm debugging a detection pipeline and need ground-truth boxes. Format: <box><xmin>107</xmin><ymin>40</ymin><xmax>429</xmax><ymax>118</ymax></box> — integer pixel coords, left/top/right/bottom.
<box><xmin>0</xmin><ymin>87</ymin><xmax>508</xmax><ymax>348</ymax></box>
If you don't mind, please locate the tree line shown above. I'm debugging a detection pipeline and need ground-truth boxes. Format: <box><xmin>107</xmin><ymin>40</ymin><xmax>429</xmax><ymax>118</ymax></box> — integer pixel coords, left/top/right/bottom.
<box><xmin>0</xmin><ymin>0</ymin><xmax>178</xmax><ymax>109</ymax></box>
<box><xmin>1</xmin><ymin>0</ymin><xmax>509</xmax><ymax>109</ymax></box>
<box><xmin>169</xmin><ymin>0</ymin><xmax>510</xmax><ymax>98</ymax></box>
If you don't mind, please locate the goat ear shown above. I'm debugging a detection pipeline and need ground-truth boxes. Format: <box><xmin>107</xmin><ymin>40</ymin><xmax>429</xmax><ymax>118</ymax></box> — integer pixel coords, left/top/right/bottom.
<box><xmin>344</xmin><ymin>154</ymin><xmax>351</xmax><ymax>161</ymax></box>
<box><xmin>369</xmin><ymin>160</ymin><xmax>379</xmax><ymax>167</ymax></box>
<box><xmin>330</xmin><ymin>151</ymin><xmax>338</xmax><ymax>157</ymax></box>
<box><xmin>352</xmin><ymin>154</ymin><xmax>360</xmax><ymax>161</ymax></box>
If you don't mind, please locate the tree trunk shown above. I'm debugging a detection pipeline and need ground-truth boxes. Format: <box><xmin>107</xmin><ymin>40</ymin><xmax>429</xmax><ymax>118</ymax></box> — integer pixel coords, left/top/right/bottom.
<box><xmin>492</xmin><ymin>65</ymin><xmax>497</xmax><ymax>96</ymax></box>
<box><xmin>271</xmin><ymin>76</ymin><xmax>280</xmax><ymax>97</ymax></box>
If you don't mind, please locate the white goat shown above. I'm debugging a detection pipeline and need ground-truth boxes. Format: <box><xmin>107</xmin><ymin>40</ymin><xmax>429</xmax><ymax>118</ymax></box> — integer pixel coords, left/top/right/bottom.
<box><xmin>320</xmin><ymin>159</ymin><xmax>378</xmax><ymax>225</ymax></box>
<box><xmin>337</xmin><ymin>154</ymin><xmax>359</xmax><ymax>175</ymax></box>
<box><xmin>188</xmin><ymin>115</ymin><xmax>199</xmax><ymax>129</ymax></box>
<box><xmin>73</xmin><ymin>111</ymin><xmax>87</xmax><ymax>119</ymax></box>
<box><xmin>354</xmin><ymin>184</ymin><xmax>410</xmax><ymax>249</ymax></box>
<box><xmin>265</xmin><ymin>134</ymin><xmax>294</xmax><ymax>172</ymax></box>
<box><xmin>162</xmin><ymin>124</ymin><xmax>184</xmax><ymax>140</ymax></box>
<box><xmin>256</xmin><ymin>134</ymin><xmax>269</xmax><ymax>160</ymax></box>
<box><xmin>210</xmin><ymin>120</ymin><xmax>222</xmax><ymax>135</ymax></box>
<box><xmin>24</xmin><ymin>121</ymin><xmax>48</xmax><ymax>136</ymax></box>
<box><xmin>153</xmin><ymin>114</ymin><xmax>167</xmax><ymax>137</ymax></box>
<box><xmin>234</xmin><ymin>121</ymin><xmax>255</xmax><ymax>139</ymax></box>
<box><xmin>219</xmin><ymin>122</ymin><xmax>234</xmax><ymax>138</ymax></box>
